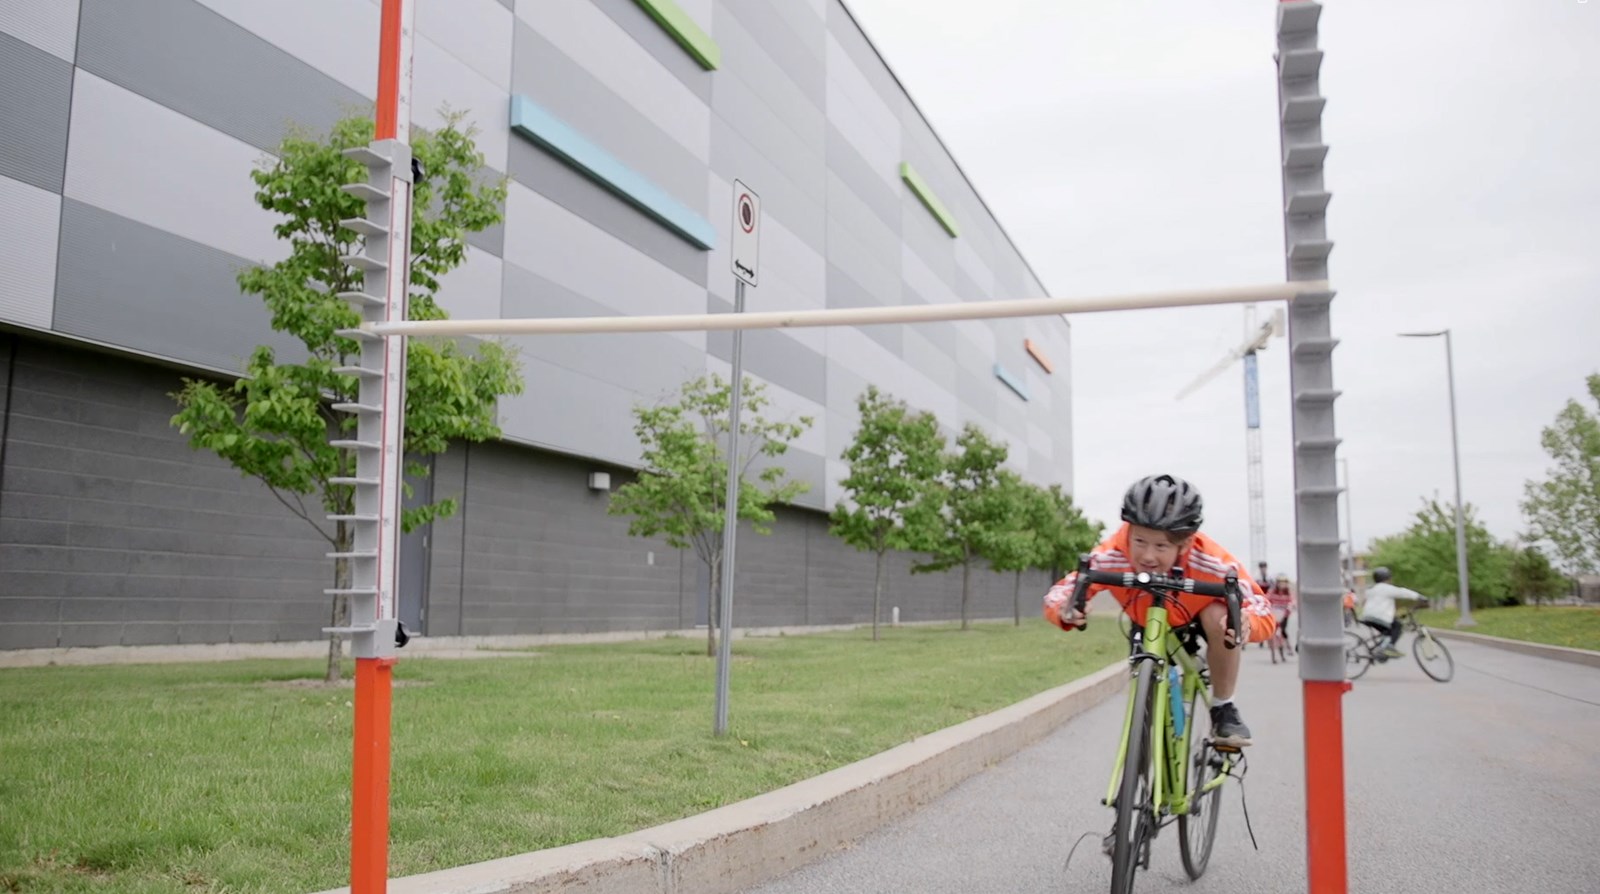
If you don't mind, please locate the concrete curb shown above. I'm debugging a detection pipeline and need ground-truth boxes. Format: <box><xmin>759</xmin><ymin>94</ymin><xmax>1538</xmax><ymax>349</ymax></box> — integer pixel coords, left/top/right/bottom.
<box><xmin>310</xmin><ymin>661</ymin><xmax>1127</xmax><ymax>894</ymax></box>
<box><xmin>1429</xmin><ymin>628</ymin><xmax>1600</xmax><ymax>669</ymax></box>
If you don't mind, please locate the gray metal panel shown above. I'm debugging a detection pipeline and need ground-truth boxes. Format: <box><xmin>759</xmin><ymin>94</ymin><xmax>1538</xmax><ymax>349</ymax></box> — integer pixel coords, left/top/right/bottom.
<box><xmin>0</xmin><ymin>175</ymin><xmax>59</xmax><ymax>328</ymax></box>
<box><xmin>910</xmin><ymin>319</ymin><xmax>958</xmax><ymax>357</ymax></box>
<box><xmin>705</xmin><ymin>295</ymin><xmax>826</xmax><ymax>404</ymax></box>
<box><xmin>515</xmin><ymin>0</ymin><xmax>709</xmax><ymax>161</ymax></box>
<box><xmin>53</xmin><ymin>199</ymin><xmax>303</xmax><ymax>373</ymax></box>
<box><xmin>900</xmin><ymin>191</ymin><xmax>959</xmax><ymax>285</ymax></box>
<box><xmin>709</xmin><ymin>114</ymin><xmax>825</xmax><ymax>255</ymax></box>
<box><xmin>824</xmin><ymin>0</ymin><xmax>903</xmax><ymax>111</ymax></box>
<box><xmin>825</xmin><ymin>123</ymin><xmax>899</xmax><ymax>233</ymax></box>
<box><xmin>714</xmin><ymin>10</ymin><xmax>824</xmax><ymax>148</ymax></box>
<box><xmin>0</xmin><ymin>0</ymin><xmax>80</xmax><ymax>61</ymax></box>
<box><xmin>466</xmin><ymin>217</ymin><xmax>505</xmax><ymax>259</ymax></box>
<box><xmin>506</xmin><ymin>130</ymin><xmax>707</xmax><ymax>286</ymax></box>
<box><xmin>588</xmin><ymin>0</ymin><xmax>712</xmax><ymax>101</ymax></box>
<box><xmin>76</xmin><ymin>0</ymin><xmax>365</xmax><ymax>153</ymax></box>
<box><xmin>511</xmin><ymin>22</ymin><xmax>710</xmax><ymax>222</ymax></box>
<box><xmin>0</xmin><ymin>30</ymin><xmax>71</xmax><ymax>193</ymax></box>
<box><xmin>901</xmin><ymin>328</ymin><xmax>954</xmax><ymax>394</ymax></box>
<box><xmin>495</xmin><ymin>355</ymin><xmax>649</xmax><ymax>468</ymax></box>
<box><xmin>502</xmin><ymin>262</ymin><xmax>706</xmax><ymax>394</ymax></box>
<box><xmin>710</xmin><ymin>77</ymin><xmax>823</xmax><ymax>229</ymax></box>
<box><xmin>718</xmin><ymin>0</ymin><xmax>824</xmax><ymax>109</ymax></box>
<box><xmin>65</xmin><ymin>70</ymin><xmax>290</xmax><ymax>266</ymax></box>
<box><xmin>745</xmin><ymin>446</ymin><xmax>826</xmax><ymax>513</ymax></box>
<box><xmin>826</xmin><ymin>172</ymin><xmax>900</xmax><ymax>299</ymax></box>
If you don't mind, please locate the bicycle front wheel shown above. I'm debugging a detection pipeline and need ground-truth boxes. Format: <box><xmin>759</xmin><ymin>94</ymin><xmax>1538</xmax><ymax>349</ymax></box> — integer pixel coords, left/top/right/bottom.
<box><xmin>1344</xmin><ymin>630</ymin><xmax>1372</xmax><ymax>680</ymax></box>
<box><xmin>1412</xmin><ymin>628</ymin><xmax>1455</xmax><ymax>682</ymax></box>
<box><xmin>1177</xmin><ymin>688</ymin><xmax>1222</xmax><ymax>879</ymax></box>
<box><xmin>1110</xmin><ymin>661</ymin><xmax>1155</xmax><ymax>894</ymax></box>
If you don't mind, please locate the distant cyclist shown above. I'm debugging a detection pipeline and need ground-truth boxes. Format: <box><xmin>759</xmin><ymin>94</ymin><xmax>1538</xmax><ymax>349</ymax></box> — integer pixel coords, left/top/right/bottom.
<box><xmin>1357</xmin><ymin>567</ymin><xmax>1430</xmax><ymax>658</ymax></box>
<box><xmin>1044</xmin><ymin>474</ymin><xmax>1275</xmax><ymax>746</ymax></box>
<box><xmin>1266</xmin><ymin>574</ymin><xmax>1295</xmax><ymax>655</ymax></box>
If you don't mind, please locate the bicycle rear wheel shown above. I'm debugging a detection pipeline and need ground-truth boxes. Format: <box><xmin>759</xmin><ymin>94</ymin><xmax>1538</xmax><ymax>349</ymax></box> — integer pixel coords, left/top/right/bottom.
<box><xmin>1344</xmin><ymin>630</ymin><xmax>1372</xmax><ymax>680</ymax></box>
<box><xmin>1177</xmin><ymin>687</ymin><xmax>1222</xmax><ymax>879</ymax></box>
<box><xmin>1110</xmin><ymin>661</ymin><xmax>1155</xmax><ymax>894</ymax></box>
<box><xmin>1412</xmin><ymin>628</ymin><xmax>1455</xmax><ymax>682</ymax></box>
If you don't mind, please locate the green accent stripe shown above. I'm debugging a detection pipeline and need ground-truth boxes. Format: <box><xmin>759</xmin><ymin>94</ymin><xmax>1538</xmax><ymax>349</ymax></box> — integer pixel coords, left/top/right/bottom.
<box><xmin>632</xmin><ymin>0</ymin><xmax>720</xmax><ymax>70</ymax></box>
<box><xmin>900</xmin><ymin>161</ymin><xmax>959</xmax><ymax>237</ymax></box>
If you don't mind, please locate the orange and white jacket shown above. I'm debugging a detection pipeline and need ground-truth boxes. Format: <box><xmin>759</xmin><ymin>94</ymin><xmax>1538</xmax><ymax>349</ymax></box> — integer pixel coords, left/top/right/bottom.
<box><xmin>1043</xmin><ymin>523</ymin><xmax>1276</xmax><ymax>643</ymax></box>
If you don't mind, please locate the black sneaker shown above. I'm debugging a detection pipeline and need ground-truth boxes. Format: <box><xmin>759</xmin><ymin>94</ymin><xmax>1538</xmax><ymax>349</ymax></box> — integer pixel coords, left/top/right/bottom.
<box><xmin>1210</xmin><ymin>702</ymin><xmax>1253</xmax><ymax>746</ymax></box>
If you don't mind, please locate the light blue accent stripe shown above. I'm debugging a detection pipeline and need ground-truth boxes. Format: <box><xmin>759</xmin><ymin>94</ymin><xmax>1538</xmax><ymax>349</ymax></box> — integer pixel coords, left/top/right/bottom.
<box><xmin>509</xmin><ymin>95</ymin><xmax>716</xmax><ymax>250</ymax></box>
<box><xmin>994</xmin><ymin>363</ymin><xmax>1030</xmax><ymax>401</ymax></box>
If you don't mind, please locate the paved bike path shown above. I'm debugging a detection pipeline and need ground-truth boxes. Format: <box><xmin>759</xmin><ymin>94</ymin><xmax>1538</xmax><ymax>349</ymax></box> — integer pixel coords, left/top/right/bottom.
<box><xmin>742</xmin><ymin>638</ymin><xmax>1600</xmax><ymax>893</ymax></box>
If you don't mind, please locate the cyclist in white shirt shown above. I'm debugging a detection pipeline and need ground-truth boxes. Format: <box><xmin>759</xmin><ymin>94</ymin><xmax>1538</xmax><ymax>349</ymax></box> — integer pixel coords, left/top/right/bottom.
<box><xmin>1358</xmin><ymin>567</ymin><xmax>1430</xmax><ymax>658</ymax></box>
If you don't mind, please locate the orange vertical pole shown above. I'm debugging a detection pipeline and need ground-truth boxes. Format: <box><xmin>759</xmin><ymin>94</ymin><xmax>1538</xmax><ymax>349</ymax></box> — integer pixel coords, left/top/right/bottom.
<box><xmin>1303</xmin><ymin>679</ymin><xmax>1351</xmax><ymax>894</ymax></box>
<box><xmin>373</xmin><ymin>0</ymin><xmax>404</xmax><ymax>141</ymax></box>
<box><xmin>352</xmin><ymin>657</ymin><xmax>396</xmax><ymax>894</ymax></box>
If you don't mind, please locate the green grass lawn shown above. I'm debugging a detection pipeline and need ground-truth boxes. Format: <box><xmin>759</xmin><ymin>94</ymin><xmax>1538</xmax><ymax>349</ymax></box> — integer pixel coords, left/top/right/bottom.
<box><xmin>1417</xmin><ymin>604</ymin><xmax>1600</xmax><ymax>652</ymax></box>
<box><xmin>0</xmin><ymin>622</ymin><xmax>1123</xmax><ymax>894</ymax></box>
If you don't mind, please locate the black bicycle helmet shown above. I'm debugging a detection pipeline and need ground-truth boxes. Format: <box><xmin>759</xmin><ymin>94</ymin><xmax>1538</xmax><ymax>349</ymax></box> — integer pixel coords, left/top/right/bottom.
<box><xmin>1120</xmin><ymin>474</ymin><xmax>1204</xmax><ymax>535</ymax></box>
<box><xmin>1372</xmin><ymin>566</ymin><xmax>1392</xmax><ymax>584</ymax></box>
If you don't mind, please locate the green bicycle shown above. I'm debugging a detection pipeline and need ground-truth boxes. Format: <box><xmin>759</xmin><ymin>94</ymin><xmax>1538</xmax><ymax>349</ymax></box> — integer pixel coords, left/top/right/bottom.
<box><xmin>1064</xmin><ymin>559</ymin><xmax>1249</xmax><ymax>892</ymax></box>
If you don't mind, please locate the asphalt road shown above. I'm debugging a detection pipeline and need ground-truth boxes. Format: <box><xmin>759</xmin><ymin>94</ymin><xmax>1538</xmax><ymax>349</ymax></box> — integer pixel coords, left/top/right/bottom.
<box><xmin>743</xmin><ymin>636</ymin><xmax>1600</xmax><ymax>893</ymax></box>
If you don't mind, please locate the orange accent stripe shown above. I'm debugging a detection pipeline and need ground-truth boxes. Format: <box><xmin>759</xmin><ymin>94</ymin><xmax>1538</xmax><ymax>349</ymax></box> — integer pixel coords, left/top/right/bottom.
<box><xmin>1024</xmin><ymin>339</ymin><xmax>1053</xmax><ymax>374</ymax></box>
<box><xmin>1303</xmin><ymin>679</ymin><xmax>1350</xmax><ymax>894</ymax></box>
<box><xmin>374</xmin><ymin>0</ymin><xmax>403</xmax><ymax>140</ymax></box>
<box><xmin>352</xmin><ymin>657</ymin><xmax>396</xmax><ymax>894</ymax></box>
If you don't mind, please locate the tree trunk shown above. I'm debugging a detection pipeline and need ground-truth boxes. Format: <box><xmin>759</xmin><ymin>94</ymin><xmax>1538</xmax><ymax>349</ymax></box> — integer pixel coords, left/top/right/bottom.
<box><xmin>707</xmin><ymin>560</ymin><xmax>719</xmax><ymax>658</ymax></box>
<box><xmin>1013</xmin><ymin>569</ymin><xmax>1022</xmax><ymax>626</ymax></box>
<box><xmin>872</xmin><ymin>550</ymin><xmax>885</xmax><ymax>642</ymax></box>
<box><xmin>960</xmin><ymin>559</ymin><xmax>971</xmax><ymax>631</ymax></box>
<box><xmin>326</xmin><ymin>523</ymin><xmax>351</xmax><ymax>683</ymax></box>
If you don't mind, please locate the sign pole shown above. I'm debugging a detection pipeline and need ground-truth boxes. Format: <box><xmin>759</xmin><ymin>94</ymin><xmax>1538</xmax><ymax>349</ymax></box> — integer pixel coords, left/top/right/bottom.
<box><xmin>715</xmin><ymin>182</ymin><xmax>760</xmax><ymax>737</ymax></box>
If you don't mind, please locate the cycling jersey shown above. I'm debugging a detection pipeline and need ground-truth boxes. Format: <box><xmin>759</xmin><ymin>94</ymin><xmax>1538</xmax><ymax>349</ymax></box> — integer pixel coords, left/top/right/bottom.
<box><xmin>1043</xmin><ymin>522</ymin><xmax>1276</xmax><ymax>642</ymax></box>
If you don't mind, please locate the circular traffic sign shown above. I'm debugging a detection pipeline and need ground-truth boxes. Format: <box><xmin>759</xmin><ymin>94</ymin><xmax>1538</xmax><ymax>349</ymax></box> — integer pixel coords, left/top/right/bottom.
<box><xmin>738</xmin><ymin>193</ymin><xmax>756</xmax><ymax>233</ymax></box>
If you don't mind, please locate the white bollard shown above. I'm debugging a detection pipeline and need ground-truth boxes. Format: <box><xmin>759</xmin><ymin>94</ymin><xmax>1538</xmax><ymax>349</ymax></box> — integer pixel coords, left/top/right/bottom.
<box><xmin>891</xmin><ymin>606</ymin><xmax>900</xmax><ymax>627</ymax></box>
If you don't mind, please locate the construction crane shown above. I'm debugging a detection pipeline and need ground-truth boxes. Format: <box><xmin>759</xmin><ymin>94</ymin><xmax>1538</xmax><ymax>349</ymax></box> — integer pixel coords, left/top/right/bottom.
<box><xmin>1176</xmin><ymin>305</ymin><xmax>1285</xmax><ymax>582</ymax></box>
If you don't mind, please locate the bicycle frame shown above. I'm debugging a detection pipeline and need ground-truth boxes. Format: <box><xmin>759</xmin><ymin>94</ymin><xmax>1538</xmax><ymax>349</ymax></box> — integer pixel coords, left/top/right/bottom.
<box><xmin>1103</xmin><ymin>602</ymin><xmax>1235</xmax><ymax>821</ymax></box>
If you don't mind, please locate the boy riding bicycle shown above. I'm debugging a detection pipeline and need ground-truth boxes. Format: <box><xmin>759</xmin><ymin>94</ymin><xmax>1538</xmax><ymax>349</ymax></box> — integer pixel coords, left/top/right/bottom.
<box><xmin>1044</xmin><ymin>474</ymin><xmax>1276</xmax><ymax>746</ymax></box>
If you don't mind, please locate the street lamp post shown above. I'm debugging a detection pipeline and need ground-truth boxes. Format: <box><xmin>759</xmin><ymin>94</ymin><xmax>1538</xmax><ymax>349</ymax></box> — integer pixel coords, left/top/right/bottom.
<box><xmin>1398</xmin><ymin>329</ymin><xmax>1475</xmax><ymax>627</ymax></box>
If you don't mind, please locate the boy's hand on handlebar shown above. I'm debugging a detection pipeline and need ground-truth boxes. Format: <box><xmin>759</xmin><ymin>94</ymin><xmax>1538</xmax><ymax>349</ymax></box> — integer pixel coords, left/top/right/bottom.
<box><xmin>1059</xmin><ymin>608</ymin><xmax>1088</xmax><ymax>630</ymax></box>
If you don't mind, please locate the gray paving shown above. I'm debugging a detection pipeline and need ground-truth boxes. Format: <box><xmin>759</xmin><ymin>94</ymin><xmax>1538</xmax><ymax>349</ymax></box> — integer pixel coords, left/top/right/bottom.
<box><xmin>743</xmin><ymin>637</ymin><xmax>1600</xmax><ymax>893</ymax></box>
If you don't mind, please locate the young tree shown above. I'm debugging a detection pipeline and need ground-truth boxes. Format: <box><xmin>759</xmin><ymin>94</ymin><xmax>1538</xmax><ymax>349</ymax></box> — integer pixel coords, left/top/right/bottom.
<box><xmin>608</xmin><ymin>374</ymin><xmax>813</xmax><ymax>656</ymax></box>
<box><xmin>1521</xmin><ymin>373</ymin><xmax>1600</xmax><ymax>575</ymax></box>
<box><xmin>171</xmin><ymin>111</ymin><xmax>523</xmax><ymax>682</ymax></box>
<box><xmin>1033</xmin><ymin>483</ymin><xmax>1105</xmax><ymax>584</ymax></box>
<box><xmin>909</xmin><ymin>423</ymin><xmax>1010</xmax><ymax>630</ymax></box>
<box><xmin>829</xmin><ymin>386</ymin><xmax>945</xmax><ymax>640</ymax></box>
<box><xmin>1507</xmin><ymin>543</ymin><xmax>1569</xmax><ymax>607</ymax></box>
<box><xmin>1367</xmin><ymin>498</ymin><xmax>1511</xmax><ymax>609</ymax></box>
<box><xmin>983</xmin><ymin>472</ymin><xmax>1046</xmax><ymax>626</ymax></box>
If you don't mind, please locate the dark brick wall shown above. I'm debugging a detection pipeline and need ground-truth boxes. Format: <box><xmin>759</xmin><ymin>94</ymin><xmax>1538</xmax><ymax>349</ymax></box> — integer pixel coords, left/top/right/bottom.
<box><xmin>0</xmin><ymin>336</ymin><xmax>330</xmax><ymax>648</ymax></box>
<box><xmin>0</xmin><ymin>338</ymin><xmax>1056</xmax><ymax>649</ymax></box>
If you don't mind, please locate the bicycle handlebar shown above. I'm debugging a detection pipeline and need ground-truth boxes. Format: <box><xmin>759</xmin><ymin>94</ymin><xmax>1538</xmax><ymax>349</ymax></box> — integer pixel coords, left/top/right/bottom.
<box><xmin>1067</xmin><ymin>556</ymin><xmax>1244</xmax><ymax>649</ymax></box>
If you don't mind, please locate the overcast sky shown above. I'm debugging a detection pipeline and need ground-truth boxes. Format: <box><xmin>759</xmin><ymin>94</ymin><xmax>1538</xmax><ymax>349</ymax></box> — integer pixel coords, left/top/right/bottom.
<box><xmin>842</xmin><ymin>0</ymin><xmax>1600</xmax><ymax>577</ymax></box>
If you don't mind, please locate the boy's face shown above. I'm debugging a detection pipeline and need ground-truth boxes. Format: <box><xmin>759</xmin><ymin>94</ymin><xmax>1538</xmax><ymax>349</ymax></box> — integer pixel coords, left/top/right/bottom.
<box><xmin>1127</xmin><ymin>524</ymin><xmax>1192</xmax><ymax>573</ymax></box>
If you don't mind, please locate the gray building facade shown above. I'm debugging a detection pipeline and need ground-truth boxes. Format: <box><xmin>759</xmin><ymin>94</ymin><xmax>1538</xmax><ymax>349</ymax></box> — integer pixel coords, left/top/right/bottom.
<box><xmin>0</xmin><ymin>0</ymin><xmax>1072</xmax><ymax>649</ymax></box>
